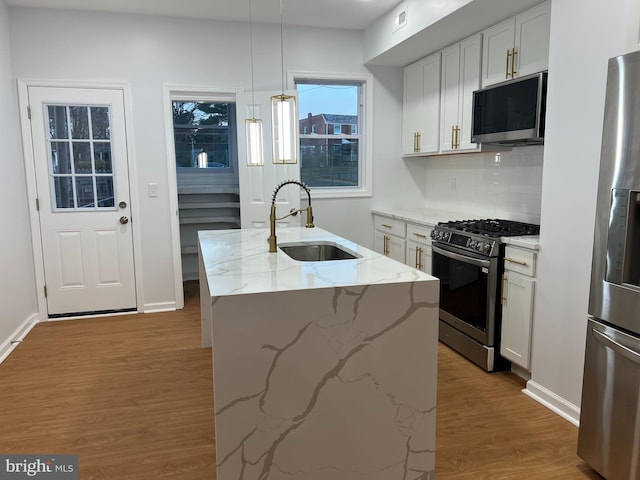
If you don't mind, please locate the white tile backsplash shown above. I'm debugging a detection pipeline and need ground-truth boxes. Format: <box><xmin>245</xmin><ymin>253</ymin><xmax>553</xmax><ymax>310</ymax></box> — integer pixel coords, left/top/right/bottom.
<box><xmin>422</xmin><ymin>145</ymin><xmax>544</xmax><ymax>224</ymax></box>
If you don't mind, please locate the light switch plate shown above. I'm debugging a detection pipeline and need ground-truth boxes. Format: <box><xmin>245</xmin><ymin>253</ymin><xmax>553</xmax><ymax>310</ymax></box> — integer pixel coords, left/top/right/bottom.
<box><xmin>148</xmin><ymin>183</ymin><xmax>159</xmax><ymax>198</ymax></box>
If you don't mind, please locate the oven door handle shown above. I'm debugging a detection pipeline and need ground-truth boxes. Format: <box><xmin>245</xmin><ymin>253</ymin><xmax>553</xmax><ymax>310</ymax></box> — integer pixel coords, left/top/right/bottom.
<box><xmin>432</xmin><ymin>244</ymin><xmax>491</xmax><ymax>269</ymax></box>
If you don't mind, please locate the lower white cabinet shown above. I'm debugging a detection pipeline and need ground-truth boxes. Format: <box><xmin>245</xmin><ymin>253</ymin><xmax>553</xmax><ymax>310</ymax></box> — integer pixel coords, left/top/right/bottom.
<box><xmin>374</xmin><ymin>215</ymin><xmax>407</xmax><ymax>263</ymax></box>
<box><xmin>406</xmin><ymin>223</ymin><xmax>433</xmax><ymax>274</ymax></box>
<box><xmin>373</xmin><ymin>214</ymin><xmax>433</xmax><ymax>273</ymax></box>
<box><xmin>500</xmin><ymin>245</ymin><xmax>537</xmax><ymax>369</ymax></box>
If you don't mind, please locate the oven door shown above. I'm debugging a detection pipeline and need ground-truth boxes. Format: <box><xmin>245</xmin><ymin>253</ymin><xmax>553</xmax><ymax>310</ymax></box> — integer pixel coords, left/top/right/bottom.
<box><xmin>432</xmin><ymin>243</ymin><xmax>499</xmax><ymax>346</ymax></box>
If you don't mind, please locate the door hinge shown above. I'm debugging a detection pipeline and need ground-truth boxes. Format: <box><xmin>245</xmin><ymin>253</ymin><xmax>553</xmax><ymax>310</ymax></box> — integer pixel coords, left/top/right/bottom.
<box><xmin>35</xmin><ymin>198</ymin><xmax>39</xmax><ymax>210</ymax></box>
<box><xmin>44</xmin><ymin>285</ymin><xmax>47</xmax><ymax>298</ymax></box>
<box><xmin>27</xmin><ymin>105</ymin><xmax>31</xmax><ymax>120</ymax></box>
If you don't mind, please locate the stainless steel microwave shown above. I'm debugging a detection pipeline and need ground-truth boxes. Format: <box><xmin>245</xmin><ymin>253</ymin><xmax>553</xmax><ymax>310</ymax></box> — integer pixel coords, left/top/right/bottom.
<box><xmin>471</xmin><ymin>71</ymin><xmax>547</xmax><ymax>145</ymax></box>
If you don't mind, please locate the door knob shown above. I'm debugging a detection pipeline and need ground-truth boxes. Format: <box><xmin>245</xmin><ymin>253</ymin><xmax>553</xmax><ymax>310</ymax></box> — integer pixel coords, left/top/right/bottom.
<box><xmin>119</xmin><ymin>216</ymin><xmax>129</xmax><ymax>224</ymax></box>
<box><xmin>119</xmin><ymin>201</ymin><xmax>127</xmax><ymax>208</ymax></box>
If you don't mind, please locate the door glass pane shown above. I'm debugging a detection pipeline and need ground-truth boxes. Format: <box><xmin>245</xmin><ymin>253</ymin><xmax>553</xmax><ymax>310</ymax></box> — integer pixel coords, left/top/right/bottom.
<box><xmin>51</xmin><ymin>141</ymin><xmax>71</xmax><ymax>174</ymax></box>
<box><xmin>73</xmin><ymin>142</ymin><xmax>92</xmax><ymax>173</ymax></box>
<box><xmin>69</xmin><ymin>106</ymin><xmax>90</xmax><ymax>139</ymax></box>
<box><xmin>47</xmin><ymin>103</ymin><xmax>116</xmax><ymax>211</ymax></box>
<box><xmin>48</xmin><ymin>106</ymin><xmax>68</xmax><ymax>139</ymax></box>
<box><xmin>91</xmin><ymin>107</ymin><xmax>110</xmax><ymax>139</ymax></box>
<box><xmin>53</xmin><ymin>176</ymin><xmax>74</xmax><ymax>209</ymax></box>
<box><xmin>93</xmin><ymin>142</ymin><xmax>112</xmax><ymax>173</ymax></box>
<box><xmin>96</xmin><ymin>177</ymin><xmax>114</xmax><ymax>207</ymax></box>
<box><xmin>75</xmin><ymin>176</ymin><xmax>95</xmax><ymax>208</ymax></box>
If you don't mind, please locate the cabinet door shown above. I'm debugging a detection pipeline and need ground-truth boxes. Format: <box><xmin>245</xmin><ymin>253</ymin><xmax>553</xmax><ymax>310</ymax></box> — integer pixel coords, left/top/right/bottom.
<box><xmin>375</xmin><ymin>231</ymin><xmax>405</xmax><ymax>263</ymax></box>
<box><xmin>514</xmin><ymin>1</ymin><xmax>550</xmax><ymax>78</ymax></box>
<box><xmin>457</xmin><ymin>33</ymin><xmax>482</xmax><ymax>151</ymax></box>
<box><xmin>481</xmin><ymin>17</ymin><xmax>515</xmax><ymax>87</ymax></box>
<box><xmin>402</xmin><ymin>53</ymin><xmax>440</xmax><ymax>155</ymax></box>
<box><xmin>500</xmin><ymin>272</ymin><xmax>535</xmax><ymax>369</ymax></box>
<box><xmin>402</xmin><ymin>61</ymin><xmax>424</xmax><ymax>155</ymax></box>
<box><xmin>419</xmin><ymin>53</ymin><xmax>441</xmax><ymax>154</ymax></box>
<box><xmin>440</xmin><ymin>43</ymin><xmax>460</xmax><ymax>153</ymax></box>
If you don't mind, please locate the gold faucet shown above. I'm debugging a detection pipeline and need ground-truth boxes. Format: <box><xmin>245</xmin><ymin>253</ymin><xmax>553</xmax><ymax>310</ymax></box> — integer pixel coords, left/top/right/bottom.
<box><xmin>269</xmin><ymin>180</ymin><xmax>314</xmax><ymax>252</ymax></box>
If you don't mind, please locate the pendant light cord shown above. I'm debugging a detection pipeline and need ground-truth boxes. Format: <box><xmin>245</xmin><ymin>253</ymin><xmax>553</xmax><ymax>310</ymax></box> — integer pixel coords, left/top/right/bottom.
<box><xmin>249</xmin><ymin>0</ymin><xmax>256</xmax><ymax>112</ymax></box>
<box><xmin>279</xmin><ymin>0</ymin><xmax>285</xmax><ymax>95</ymax></box>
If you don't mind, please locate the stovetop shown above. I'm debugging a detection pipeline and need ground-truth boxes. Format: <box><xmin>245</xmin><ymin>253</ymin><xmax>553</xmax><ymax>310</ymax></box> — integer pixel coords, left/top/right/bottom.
<box><xmin>431</xmin><ymin>218</ymin><xmax>539</xmax><ymax>256</ymax></box>
<box><xmin>437</xmin><ymin>219</ymin><xmax>540</xmax><ymax>238</ymax></box>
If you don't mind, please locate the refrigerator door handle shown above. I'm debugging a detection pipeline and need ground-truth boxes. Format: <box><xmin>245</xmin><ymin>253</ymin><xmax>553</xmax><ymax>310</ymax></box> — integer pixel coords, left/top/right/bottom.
<box><xmin>592</xmin><ymin>328</ymin><xmax>640</xmax><ymax>365</ymax></box>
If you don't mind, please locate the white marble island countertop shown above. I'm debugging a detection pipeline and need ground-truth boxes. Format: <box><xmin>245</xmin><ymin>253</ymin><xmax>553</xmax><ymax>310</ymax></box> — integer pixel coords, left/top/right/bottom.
<box><xmin>198</xmin><ymin>226</ymin><xmax>435</xmax><ymax>297</ymax></box>
<box><xmin>198</xmin><ymin>227</ymin><xmax>440</xmax><ymax>480</ymax></box>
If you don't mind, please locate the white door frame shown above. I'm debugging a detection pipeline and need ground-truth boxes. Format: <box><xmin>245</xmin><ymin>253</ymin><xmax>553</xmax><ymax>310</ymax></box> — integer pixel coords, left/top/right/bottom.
<box><xmin>17</xmin><ymin>79</ymin><xmax>144</xmax><ymax>320</ymax></box>
<box><xmin>162</xmin><ymin>84</ymin><xmax>243</xmax><ymax>309</ymax></box>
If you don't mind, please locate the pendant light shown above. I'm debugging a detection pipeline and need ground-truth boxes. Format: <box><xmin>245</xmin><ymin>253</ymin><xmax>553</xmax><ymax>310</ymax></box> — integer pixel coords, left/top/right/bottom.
<box><xmin>270</xmin><ymin>0</ymin><xmax>298</xmax><ymax>164</ymax></box>
<box><xmin>245</xmin><ymin>0</ymin><xmax>264</xmax><ymax>166</ymax></box>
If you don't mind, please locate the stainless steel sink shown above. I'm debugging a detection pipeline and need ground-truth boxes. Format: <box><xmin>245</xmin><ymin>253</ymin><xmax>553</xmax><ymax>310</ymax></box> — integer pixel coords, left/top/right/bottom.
<box><xmin>279</xmin><ymin>241</ymin><xmax>360</xmax><ymax>262</ymax></box>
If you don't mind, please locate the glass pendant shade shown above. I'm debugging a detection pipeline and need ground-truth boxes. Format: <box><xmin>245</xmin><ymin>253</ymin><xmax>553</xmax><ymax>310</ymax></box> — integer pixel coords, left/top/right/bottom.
<box><xmin>245</xmin><ymin>117</ymin><xmax>264</xmax><ymax>166</ymax></box>
<box><xmin>271</xmin><ymin>94</ymin><xmax>298</xmax><ymax>164</ymax></box>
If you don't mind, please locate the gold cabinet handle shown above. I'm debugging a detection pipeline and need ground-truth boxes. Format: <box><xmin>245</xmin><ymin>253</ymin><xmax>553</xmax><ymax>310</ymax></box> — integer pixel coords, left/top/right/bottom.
<box><xmin>413</xmin><ymin>132</ymin><xmax>418</xmax><ymax>152</ymax></box>
<box><xmin>451</xmin><ymin>125</ymin><xmax>455</xmax><ymax>149</ymax></box>
<box><xmin>381</xmin><ymin>223</ymin><xmax>392</xmax><ymax>229</ymax></box>
<box><xmin>415</xmin><ymin>246</ymin><xmax>420</xmax><ymax>268</ymax></box>
<box><xmin>418</xmin><ymin>247</ymin><xmax>423</xmax><ymax>270</ymax></box>
<box><xmin>416</xmin><ymin>132</ymin><xmax>421</xmax><ymax>152</ymax></box>
<box><xmin>455</xmin><ymin>125</ymin><xmax>460</xmax><ymax>148</ymax></box>
<box><xmin>501</xmin><ymin>274</ymin><xmax>507</xmax><ymax>304</ymax></box>
<box><xmin>505</xmin><ymin>257</ymin><xmax>528</xmax><ymax>266</ymax></box>
<box><xmin>413</xmin><ymin>232</ymin><xmax>427</xmax><ymax>239</ymax></box>
<box><xmin>506</xmin><ymin>49</ymin><xmax>512</xmax><ymax>78</ymax></box>
<box><xmin>511</xmin><ymin>48</ymin><xmax>517</xmax><ymax>78</ymax></box>
<box><xmin>383</xmin><ymin>235</ymin><xmax>389</xmax><ymax>256</ymax></box>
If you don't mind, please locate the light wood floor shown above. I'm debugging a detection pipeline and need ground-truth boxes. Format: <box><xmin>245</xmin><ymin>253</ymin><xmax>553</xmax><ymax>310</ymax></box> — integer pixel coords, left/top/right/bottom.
<box><xmin>0</xmin><ymin>281</ymin><xmax>600</xmax><ymax>479</ymax></box>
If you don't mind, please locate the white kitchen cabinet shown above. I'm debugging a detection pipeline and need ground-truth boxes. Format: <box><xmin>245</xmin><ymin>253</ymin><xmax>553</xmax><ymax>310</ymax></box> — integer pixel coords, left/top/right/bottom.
<box><xmin>402</xmin><ymin>52</ymin><xmax>441</xmax><ymax>155</ymax></box>
<box><xmin>374</xmin><ymin>215</ymin><xmax>407</xmax><ymax>263</ymax></box>
<box><xmin>500</xmin><ymin>245</ymin><xmax>537</xmax><ymax>369</ymax></box>
<box><xmin>439</xmin><ymin>33</ymin><xmax>482</xmax><ymax>154</ymax></box>
<box><xmin>481</xmin><ymin>1</ymin><xmax>550</xmax><ymax>87</ymax></box>
<box><xmin>406</xmin><ymin>223</ymin><xmax>433</xmax><ymax>274</ymax></box>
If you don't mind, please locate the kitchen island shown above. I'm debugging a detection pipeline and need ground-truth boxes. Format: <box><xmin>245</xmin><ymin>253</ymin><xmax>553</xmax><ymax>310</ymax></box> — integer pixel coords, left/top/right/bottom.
<box><xmin>198</xmin><ymin>227</ymin><xmax>439</xmax><ymax>480</ymax></box>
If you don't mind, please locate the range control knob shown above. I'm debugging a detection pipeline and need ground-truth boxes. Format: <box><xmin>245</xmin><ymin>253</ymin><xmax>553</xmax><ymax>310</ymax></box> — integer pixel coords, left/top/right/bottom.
<box><xmin>482</xmin><ymin>243</ymin><xmax>491</xmax><ymax>254</ymax></box>
<box><xmin>469</xmin><ymin>239</ymin><xmax>477</xmax><ymax>249</ymax></box>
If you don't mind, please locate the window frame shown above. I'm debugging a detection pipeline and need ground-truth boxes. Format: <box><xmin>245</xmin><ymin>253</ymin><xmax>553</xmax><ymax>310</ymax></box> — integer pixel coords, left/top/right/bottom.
<box><xmin>289</xmin><ymin>71</ymin><xmax>373</xmax><ymax>199</ymax></box>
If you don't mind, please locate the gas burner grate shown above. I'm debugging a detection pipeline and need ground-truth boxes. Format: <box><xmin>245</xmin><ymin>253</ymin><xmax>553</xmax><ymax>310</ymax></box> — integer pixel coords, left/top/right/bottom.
<box><xmin>438</xmin><ymin>219</ymin><xmax>539</xmax><ymax>237</ymax></box>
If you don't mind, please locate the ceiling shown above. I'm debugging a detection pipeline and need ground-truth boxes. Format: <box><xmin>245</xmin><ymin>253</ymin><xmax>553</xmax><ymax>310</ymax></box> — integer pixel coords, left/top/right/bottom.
<box><xmin>3</xmin><ymin>0</ymin><xmax>401</xmax><ymax>30</ymax></box>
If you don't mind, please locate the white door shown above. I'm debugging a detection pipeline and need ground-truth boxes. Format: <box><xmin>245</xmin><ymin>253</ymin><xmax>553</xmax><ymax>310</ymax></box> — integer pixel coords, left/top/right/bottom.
<box><xmin>28</xmin><ymin>86</ymin><xmax>136</xmax><ymax>317</ymax></box>
<box><xmin>236</xmin><ymin>90</ymin><xmax>301</xmax><ymax>229</ymax></box>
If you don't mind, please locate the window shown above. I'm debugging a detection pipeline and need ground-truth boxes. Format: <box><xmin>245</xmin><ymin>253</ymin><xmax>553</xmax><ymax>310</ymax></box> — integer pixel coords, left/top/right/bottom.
<box><xmin>293</xmin><ymin>73</ymin><xmax>372</xmax><ymax>197</ymax></box>
<box><xmin>172</xmin><ymin>101</ymin><xmax>236</xmax><ymax>170</ymax></box>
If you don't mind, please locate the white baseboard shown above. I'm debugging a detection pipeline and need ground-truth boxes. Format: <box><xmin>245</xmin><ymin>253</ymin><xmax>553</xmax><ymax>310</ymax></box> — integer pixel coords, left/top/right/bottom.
<box><xmin>143</xmin><ymin>301</ymin><xmax>177</xmax><ymax>313</ymax></box>
<box><xmin>0</xmin><ymin>313</ymin><xmax>39</xmax><ymax>364</ymax></box>
<box><xmin>523</xmin><ymin>380</ymin><xmax>580</xmax><ymax>427</ymax></box>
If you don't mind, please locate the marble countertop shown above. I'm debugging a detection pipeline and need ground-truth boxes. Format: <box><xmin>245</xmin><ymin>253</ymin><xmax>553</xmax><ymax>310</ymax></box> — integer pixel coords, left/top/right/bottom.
<box><xmin>198</xmin><ymin>227</ymin><xmax>436</xmax><ymax>297</ymax></box>
<box><xmin>372</xmin><ymin>207</ymin><xmax>541</xmax><ymax>250</ymax></box>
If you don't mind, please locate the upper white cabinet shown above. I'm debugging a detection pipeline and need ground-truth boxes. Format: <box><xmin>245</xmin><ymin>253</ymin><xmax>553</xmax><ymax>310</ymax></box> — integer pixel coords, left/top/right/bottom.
<box><xmin>402</xmin><ymin>52</ymin><xmax>441</xmax><ymax>156</ymax></box>
<box><xmin>481</xmin><ymin>1</ymin><xmax>550</xmax><ymax>87</ymax></box>
<box><xmin>439</xmin><ymin>33</ymin><xmax>482</xmax><ymax>154</ymax></box>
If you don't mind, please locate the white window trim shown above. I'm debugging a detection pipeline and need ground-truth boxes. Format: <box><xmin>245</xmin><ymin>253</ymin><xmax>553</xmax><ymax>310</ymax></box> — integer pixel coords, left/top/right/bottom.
<box><xmin>288</xmin><ymin>71</ymin><xmax>373</xmax><ymax>199</ymax></box>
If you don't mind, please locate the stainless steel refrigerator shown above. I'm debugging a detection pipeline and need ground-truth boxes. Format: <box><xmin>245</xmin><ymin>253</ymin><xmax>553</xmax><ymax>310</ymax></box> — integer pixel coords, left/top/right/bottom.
<box><xmin>578</xmin><ymin>49</ymin><xmax>640</xmax><ymax>479</ymax></box>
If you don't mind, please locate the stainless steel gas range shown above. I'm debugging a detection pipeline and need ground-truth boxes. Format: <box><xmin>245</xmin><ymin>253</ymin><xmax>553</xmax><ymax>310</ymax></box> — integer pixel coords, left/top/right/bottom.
<box><xmin>430</xmin><ymin>219</ymin><xmax>539</xmax><ymax>371</ymax></box>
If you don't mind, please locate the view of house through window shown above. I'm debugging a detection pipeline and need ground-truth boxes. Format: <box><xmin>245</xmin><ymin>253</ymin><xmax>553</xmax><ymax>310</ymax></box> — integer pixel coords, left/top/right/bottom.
<box><xmin>296</xmin><ymin>80</ymin><xmax>362</xmax><ymax>188</ymax></box>
<box><xmin>172</xmin><ymin>101</ymin><xmax>234</xmax><ymax>169</ymax></box>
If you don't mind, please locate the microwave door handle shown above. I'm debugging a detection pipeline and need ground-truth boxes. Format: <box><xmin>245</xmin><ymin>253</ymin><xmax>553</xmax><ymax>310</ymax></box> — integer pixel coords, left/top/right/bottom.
<box><xmin>432</xmin><ymin>244</ymin><xmax>491</xmax><ymax>269</ymax></box>
<box><xmin>592</xmin><ymin>328</ymin><xmax>640</xmax><ymax>366</ymax></box>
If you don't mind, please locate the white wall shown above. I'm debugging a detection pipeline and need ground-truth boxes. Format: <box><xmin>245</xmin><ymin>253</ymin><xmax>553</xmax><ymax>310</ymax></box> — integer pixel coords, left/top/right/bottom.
<box><xmin>7</xmin><ymin>7</ymin><xmax>420</xmax><ymax>308</ymax></box>
<box><xmin>418</xmin><ymin>146</ymin><xmax>543</xmax><ymax>223</ymax></box>
<box><xmin>527</xmin><ymin>0</ymin><xmax>640</xmax><ymax>420</ymax></box>
<box><xmin>0</xmin><ymin>0</ymin><xmax>38</xmax><ymax>357</ymax></box>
